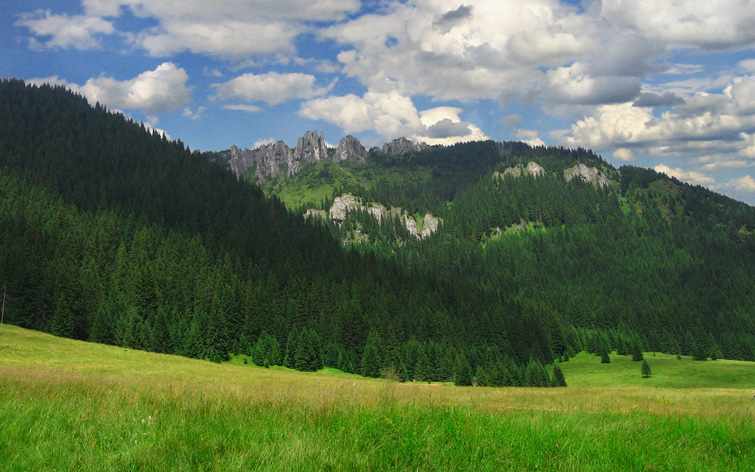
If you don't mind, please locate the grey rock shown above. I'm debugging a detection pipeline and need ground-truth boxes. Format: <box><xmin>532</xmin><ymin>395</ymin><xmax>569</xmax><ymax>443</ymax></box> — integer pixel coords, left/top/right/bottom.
<box><xmin>334</xmin><ymin>135</ymin><xmax>367</xmax><ymax>165</ymax></box>
<box><xmin>564</xmin><ymin>163</ymin><xmax>611</xmax><ymax>188</ymax></box>
<box><xmin>525</xmin><ymin>161</ymin><xmax>545</xmax><ymax>177</ymax></box>
<box><xmin>381</xmin><ymin>137</ymin><xmax>429</xmax><ymax>155</ymax></box>
<box><xmin>295</xmin><ymin>130</ymin><xmax>328</xmax><ymax>164</ymax></box>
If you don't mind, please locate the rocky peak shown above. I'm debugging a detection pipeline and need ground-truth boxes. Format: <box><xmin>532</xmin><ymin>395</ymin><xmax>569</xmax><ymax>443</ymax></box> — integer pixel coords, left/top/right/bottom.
<box><xmin>564</xmin><ymin>163</ymin><xmax>611</xmax><ymax>188</ymax></box>
<box><xmin>295</xmin><ymin>130</ymin><xmax>328</xmax><ymax>164</ymax></box>
<box><xmin>254</xmin><ymin>140</ymin><xmax>296</xmax><ymax>183</ymax></box>
<box><xmin>381</xmin><ymin>137</ymin><xmax>429</xmax><ymax>155</ymax></box>
<box><xmin>334</xmin><ymin>135</ymin><xmax>367</xmax><ymax>165</ymax></box>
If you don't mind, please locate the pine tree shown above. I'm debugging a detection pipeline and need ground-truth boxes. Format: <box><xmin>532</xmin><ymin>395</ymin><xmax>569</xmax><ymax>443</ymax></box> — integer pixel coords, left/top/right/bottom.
<box><xmin>631</xmin><ymin>340</ymin><xmax>644</xmax><ymax>362</ymax></box>
<box><xmin>600</xmin><ymin>349</ymin><xmax>611</xmax><ymax>364</ymax></box>
<box><xmin>641</xmin><ymin>360</ymin><xmax>651</xmax><ymax>378</ymax></box>
<box><xmin>552</xmin><ymin>363</ymin><xmax>567</xmax><ymax>387</ymax></box>
<box><xmin>454</xmin><ymin>353</ymin><xmax>473</xmax><ymax>386</ymax></box>
<box><xmin>360</xmin><ymin>328</ymin><xmax>382</xmax><ymax>378</ymax></box>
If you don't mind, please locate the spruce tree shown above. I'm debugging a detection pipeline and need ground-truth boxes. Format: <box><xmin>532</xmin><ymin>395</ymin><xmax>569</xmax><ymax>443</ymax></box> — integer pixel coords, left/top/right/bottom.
<box><xmin>641</xmin><ymin>360</ymin><xmax>651</xmax><ymax>378</ymax></box>
<box><xmin>600</xmin><ymin>349</ymin><xmax>611</xmax><ymax>364</ymax></box>
<box><xmin>360</xmin><ymin>329</ymin><xmax>382</xmax><ymax>378</ymax></box>
<box><xmin>454</xmin><ymin>354</ymin><xmax>473</xmax><ymax>386</ymax></box>
<box><xmin>552</xmin><ymin>364</ymin><xmax>567</xmax><ymax>387</ymax></box>
<box><xmin>631</xmin><ymin>341</ymin><xmax>644</xmax><ymax>362</ymax></box>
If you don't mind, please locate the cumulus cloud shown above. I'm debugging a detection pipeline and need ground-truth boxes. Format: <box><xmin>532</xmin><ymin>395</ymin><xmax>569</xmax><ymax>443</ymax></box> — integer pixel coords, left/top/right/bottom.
<box><xmin>123</xmin><ymin>0</ymin><xmax>360</xmax><ymax>58</ymax></box>
<box><xmin>633</xmin><ymin>92</ymin><xmax>685</xmax><ymax>108</ymax></box>
<box><xmin>600</xmin><ymin>0</ymin><xmax>755</xmax><ymax>50</ymax></box>
<box><xmin>81</xmin><ymin>62</ymin><xmax>191</xmax><ymax>115</ymax></box>
<box><xmin>513</xmin><ymin>129</ymin><xmax>546</xmax><ymax>148</ymax></box>
<box><xmin>418</xmin><ymin>106</ymin><xmax>488</xmax><ymax>145</ymax></box>
<box><xmin>31</xmin><ymin>63</ymin><xmax>191</xmax><ymax>116</ymax></box>
<box><xmin>299</xmin><ymin>94</ymin><xmax>486</xmax><ymax>145</ymax></box>
<box><xmin>15</xmin><ymin>9</ymin><xmax>115</xmax><ymax>49</ymax></box>
<box><xmin>299</xmin><ymin>91</ymin><xmax>424</xmax><ymax>139</ymax></box>
<box><xmin>426</xmin><ymin>119</ymin><xmax>471</xmax><ymax>139</ymax></box>
<box><xmin>560</xmin><ymin>76</ymin><xmax>755</xmax><ymax>159</ymax></box>
<box><xmin>613</xmin><ymin>148</ymin><xmax>635</xmax><ymax>162</ymax></box>
<box><xmin>653</xmin><ymin>164</ymin><xmax>716</xmax><ymax>187</ymax></box>
<box><xmin>214</xmin><ymin>72</ymin><xmax>333</xmax><ymax>106</ymax></box>
<box><xmin>546</xmin><ymin>63</ymin><xmax>642</xmax><ymax>105</ymax></box>
<box><xmin>729</xmin><ymin>175</ymin><xmax>755</xmax><ymax>192</ymax></box>
<box><xmin>18</xmin><ymin>0</ymin><xmax>360</xmax><ymax>58</ymax></box>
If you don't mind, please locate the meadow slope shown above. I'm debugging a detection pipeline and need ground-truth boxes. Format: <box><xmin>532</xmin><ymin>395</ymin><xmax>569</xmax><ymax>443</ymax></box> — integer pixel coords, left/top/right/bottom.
<box><xmin>1</xmin><ymin>324</ymin><xmax>754</xmax><ymax>471</ymax></box>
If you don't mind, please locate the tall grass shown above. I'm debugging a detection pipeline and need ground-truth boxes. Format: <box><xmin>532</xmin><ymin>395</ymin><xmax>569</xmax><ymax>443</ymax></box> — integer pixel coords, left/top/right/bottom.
<box><xmin>1</xmin><ymin>325</ymin><xmax>754</xmax><ymax>471</ymax></box>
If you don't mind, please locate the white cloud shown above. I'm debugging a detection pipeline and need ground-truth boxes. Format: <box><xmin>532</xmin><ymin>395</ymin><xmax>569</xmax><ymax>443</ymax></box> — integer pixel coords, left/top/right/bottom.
<box><xmin>418</xmin><ymin>107</ymin><xmax>489</xmax><ymax>145</ymax></box>
<box><xmin>32</xmin><ymin>63</ymin><xmax>191</xmax><ymax>116</ymax></box>
<box><xmin>300</xmin><ymin>92</ymin><xmax>488</xmax><ymax>145</ymax></box>
<box><xmin>252</xmin><ymin>138</ymin><xmax>276</xmax><ymax>149</ymax></box>
<box><xmin>613</xmin><ymin>148</ymin><xmax>635</xmax><ymax>162</ymax></box>
<box><xmin>182</xmin><ymin>106</ymin><xmax>206</xmax><ymax>120</ymax></box>
<box><xmin>111</xmin><ymin>0</ymin><xmax>358</xmax><ymax>58</ymax></box>
<box><xmin>80</xmin><ymin>62</ymin><xmax>191</xmax><ymax>115</ymax></box>
<box><xmin>214</xmin><ymin>72</ymin><xmax>333</xmax><ymax>106</ymax></box>
<box><xmin>222</xmin><ymin>104</ymin><xmax>262</xmax><ymax>113</ymax></box>
<box><xmin>15</xmin><ymin>9</ymin><xmax>115</xmax><ymax>49</ymax></box>
<box><xmin>600</xmin><ymin>0</ymin><xmax>755</xmax><ymax>50</ymax></box>
<box><xmin>729</xmin><ymin>175</ymin><xmax>755</xmax><ymax>192</ymax></box>
<box><xmin>653</xmin><ymin>164</ymin><xmax>716</xmax><ymax>187</ymax></box>
<box><xmin>560</xmin><ymin>76</ymin><xmax>755</xmax><ymax>159</ymax></box>
<box><xmin>300</xmin><ymin>91</ymin><xmax>424</xmax><ymax>139</ymax></box>
<box><xmin>18</xmin><ymin>0</ymin><xmax>360</xmax><ymax>59</ymax></box>
<box><xmin>134</xmin><ymin>19</ymin><xmax>299</xmax><ymax>58</ymax></box>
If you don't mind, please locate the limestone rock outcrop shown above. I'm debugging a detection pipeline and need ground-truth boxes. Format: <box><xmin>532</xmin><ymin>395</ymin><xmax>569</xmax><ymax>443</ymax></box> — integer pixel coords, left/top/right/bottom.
<box><xmin>295</xmin><ymin>130</ymin><xmax>328</xmax><ymax>164</ymax></box>
<box><xmin>334</xmin><ymin>135</ymin><xmax>367</xmax><ymax>165</ymax></box>
<box><xmin>525</xmin><ymin>161</ymin><xmax>545</xmax><ymax>177</ymax></box>
<box><xmin>381</xmin><ymin>137</ymin><xmax>429</xmax><ymax>155</ymax></box>
<box><xmin>494</xmin><ymin>161</ymin><xmax>545</xmax><ymax>180</ymax></box>
<box><xmin>564</xmin><ymin>163</ymin><xmax>611</xmax><ymax>188</ymax></box>
<box><xmin>329</xmin><ymin>194</ymin><xmax>364</xmax><ymax>223</ymax></box>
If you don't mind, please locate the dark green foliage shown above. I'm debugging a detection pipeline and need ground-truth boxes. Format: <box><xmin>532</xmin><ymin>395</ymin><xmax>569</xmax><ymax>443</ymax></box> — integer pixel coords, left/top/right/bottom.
<box><xmin>523</xmin><ymin>358</ymin><xmax>551</xmax><ymax>387</ymax></box>
<box><xmin>641</xmin><ymin>360</ymin><xmax>651</xmax><ymax>378</ymax></box>
<box><xmin>601</xmin><ymin>350</ymin><xmax>611</xmax><ymax>364</ymax></box>
<box><xmin>294</xmin><ymin>329</ymin><xmax>323</xmax><ymax>372</ymax></box>
<box><xmin>360</xmin><ymin>328</ymin><xmax>382</xmax><ymax>378</ymax></box>
<box><xmin>454</xmin><ymin>354</ymin><xmax>473</xmax><ymax>386</ymax></box>
<box><xmin>551</xmin><ymin>364</ymin><xmax>567</xmax><ymax>387</ymax></box>
<box><xmin>1</xmin><ymin>79</ymin><xmax>755</xmax><ymax>387</ymax></box>
<box><xmin>631</xmin><ymin>341</ymin><xmax>644</xmax><ymax>362</ymax></box>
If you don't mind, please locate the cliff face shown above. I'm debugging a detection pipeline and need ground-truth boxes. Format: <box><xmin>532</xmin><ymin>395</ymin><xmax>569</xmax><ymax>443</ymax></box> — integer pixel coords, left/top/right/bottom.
<box><xmin>334</xmin><ymin>135</ymin><xmax>367</xmax><ymax>165</ymax></box>
<box><xmin>227</xmin><ymin>131</ymin><xmax>374</xmax><ymax>184</ymax></box>
<box><xmin>564</xmin><ymin>163</ymin><xmax>611</xmax><ymax>188</ymax></box>
<box><xmin>295</xmin><ymin>130</ymin><xmax>328</xmax><ymax>164</ymax></box>
<box><xmin>381</xmin><ymin>137</ymin><xmax>429</xmax><ymax>155</ymax></box>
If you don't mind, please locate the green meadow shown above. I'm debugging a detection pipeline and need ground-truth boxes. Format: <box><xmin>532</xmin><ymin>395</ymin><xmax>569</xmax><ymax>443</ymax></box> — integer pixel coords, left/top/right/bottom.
<box><xmin>1</xmin><ymin>324</ymin><xmax>754</xmax><ymax>471</ymax></box>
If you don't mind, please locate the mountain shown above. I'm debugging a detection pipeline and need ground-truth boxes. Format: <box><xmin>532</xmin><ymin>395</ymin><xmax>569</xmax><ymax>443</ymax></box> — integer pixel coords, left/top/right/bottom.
<box><xmin>2</xmin><ymin>79</ymin><xmax>755</xmax><ymax>389</ymax></box>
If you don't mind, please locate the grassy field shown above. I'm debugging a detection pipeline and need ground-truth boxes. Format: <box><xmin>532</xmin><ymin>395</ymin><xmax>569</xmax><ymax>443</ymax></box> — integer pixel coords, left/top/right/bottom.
<box><xmin>1</xmin><ymin>324</ymin><xmax>754</xmax><ymax>471</ymax></box>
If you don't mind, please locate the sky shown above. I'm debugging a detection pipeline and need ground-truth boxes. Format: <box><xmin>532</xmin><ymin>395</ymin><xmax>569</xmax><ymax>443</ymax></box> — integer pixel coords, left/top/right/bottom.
<box><xmin>3</xmin><ymin>0</ymin><xmax>755</xmax><ymax>205</ymax></box>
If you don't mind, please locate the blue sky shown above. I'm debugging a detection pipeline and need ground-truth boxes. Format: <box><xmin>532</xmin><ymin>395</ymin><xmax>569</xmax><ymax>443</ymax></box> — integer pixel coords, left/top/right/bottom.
<box><xmin>3</xmin><ymin>0</ymin><xmax>755</xmax><ymax>204</ymax></box>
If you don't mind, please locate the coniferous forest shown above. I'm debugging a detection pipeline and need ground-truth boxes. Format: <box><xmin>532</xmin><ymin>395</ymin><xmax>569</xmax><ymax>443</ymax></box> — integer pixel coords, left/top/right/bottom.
<box><xmin>2</xmin><ymin>79</ymin><xmax>755</xmax><ymax>387</ymax></box>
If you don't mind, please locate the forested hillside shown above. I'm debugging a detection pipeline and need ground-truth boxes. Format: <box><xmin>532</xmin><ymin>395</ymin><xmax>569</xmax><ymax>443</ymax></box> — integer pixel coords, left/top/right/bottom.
<box><xmin>1</xmin><ymin>79</ymin><xmax>755</xmax><ymax>388</ymax></box>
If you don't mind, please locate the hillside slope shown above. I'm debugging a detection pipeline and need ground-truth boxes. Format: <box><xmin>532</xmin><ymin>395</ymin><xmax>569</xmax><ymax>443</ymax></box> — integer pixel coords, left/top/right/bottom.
<box><xmin>1</xmin><ymin>79</ymin><xmax>755</xmax><ymax>389</ymax></box>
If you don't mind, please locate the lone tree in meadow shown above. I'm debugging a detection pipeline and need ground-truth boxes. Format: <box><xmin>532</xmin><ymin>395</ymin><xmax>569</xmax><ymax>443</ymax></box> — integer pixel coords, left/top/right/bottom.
<box><xmin>641</xmin><ymin>360</ymin><xmax>651</xmax><ymax>378</ymax></box>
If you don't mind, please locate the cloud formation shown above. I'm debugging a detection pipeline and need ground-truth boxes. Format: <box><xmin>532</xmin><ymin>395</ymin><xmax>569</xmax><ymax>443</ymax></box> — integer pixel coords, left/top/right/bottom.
<box><xmin>31</xmin><ymin>62</ymin><xmax>191</xmax><ymax>116</ymax></box>
<box><xmin>214</xmin><ymin>72</ymin><xmax>333</xmax><ymax>106</ymax></box>
<box><xmin>16</xmin><ymin>9</ymin><xmax>114</xmax><ymax>49</ymax></box>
